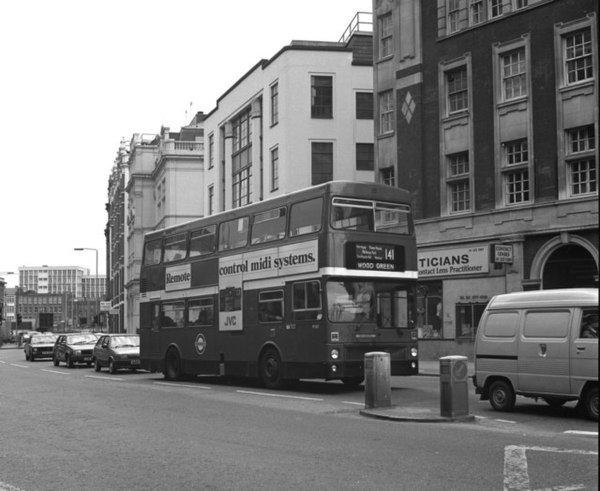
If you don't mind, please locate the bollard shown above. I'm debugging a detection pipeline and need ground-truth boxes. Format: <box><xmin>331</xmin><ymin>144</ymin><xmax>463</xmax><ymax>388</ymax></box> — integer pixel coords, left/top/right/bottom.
<box><xmin>439</xmin><ymin>355</ymin><xmax>469</xmax><ymax>418</ymax></box>
<box><xmin>364</xmin><ymin>352</ymin><xmax>391</xmax><ymax>408</ymax></box>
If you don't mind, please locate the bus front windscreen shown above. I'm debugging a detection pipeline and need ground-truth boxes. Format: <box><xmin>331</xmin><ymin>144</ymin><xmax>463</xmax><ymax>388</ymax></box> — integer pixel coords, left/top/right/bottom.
<box><xmin>326</xmin><ymin>280</ymin><xmax>414</xmax><ymax>328</ymax></box>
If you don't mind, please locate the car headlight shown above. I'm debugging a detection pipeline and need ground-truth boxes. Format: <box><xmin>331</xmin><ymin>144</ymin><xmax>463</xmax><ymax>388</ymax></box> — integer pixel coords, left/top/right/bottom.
<box><xmin>330</xmin><ymin>349</ymin><xmax>339</xmax><ymax>360</ymax></box>
<box><xmin>410</xmin><ymin>347</ymin><xmax>418</xmax><ymax>357</ymax></box>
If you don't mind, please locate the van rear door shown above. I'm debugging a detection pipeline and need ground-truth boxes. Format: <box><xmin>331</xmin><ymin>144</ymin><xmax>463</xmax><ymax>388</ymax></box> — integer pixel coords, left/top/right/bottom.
<box><xmin>518</xmin><ymin>309</ymin><xmax>571</xmax><ymax>395</ymax></box>
<box><xmin>571</xmin><ymin>308</ymin><xmax>599</xmax><ymax>394</ymax></box>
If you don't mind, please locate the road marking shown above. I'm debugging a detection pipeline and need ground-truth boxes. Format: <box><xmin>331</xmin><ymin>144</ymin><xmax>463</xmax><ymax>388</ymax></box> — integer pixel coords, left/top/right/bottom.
<box><xmin>504</xmin><ymin>445</ymin><xmax>597</xmax><ymax>491</ymax></box>
<box><xmin>153</xmin><ymin>381</ymin><xmax>211</xmax><ymax>390</ymax></box>
<box><xmin>237</xmin><ymin>390</ymin><xmax>323</xmax><ymax>401</ymax></box>
<box><xmin>496</xmin><ymin>418</ymin><xmax>516</xmax><ymax>424</ymax></box>
<box><xmin>564</xmin><ymin>430</ymin><xmax>598</xmax><ymax>436</ymax></box>
<box><xmin>9</xmin><ymin>363</ymin><xmax>28</xmax><ymax>368</ymax></box>
<box><xmin>0</xmin><ymin>480</ymin><xmax>26</xmax><ymax>491</ymax></box>
<box><xmin>342</xmin><ymin>401</ymin><xmax>363</xmax><ymax>406</ymax></box>
<box><xmin>40</xmin><ymin>369</ymin><xmax>70</xmax><ymax>375</ymax></box>
<box><xmin>85</xmin><ymin>375</ymin><xmax>124</xmax><ymax>382</ymax></box>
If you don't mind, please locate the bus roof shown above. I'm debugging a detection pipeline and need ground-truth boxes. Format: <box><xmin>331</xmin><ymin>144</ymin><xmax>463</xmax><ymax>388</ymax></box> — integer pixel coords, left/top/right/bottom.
<box><xmin>486</xmin><ymin>288</ymin><xmax>598</xmax><ymax>310</ymax></box>
<box><xmin>144</xmin><ymin>181</ymin><xmax>411</xmax><ymax>241</ymax></box>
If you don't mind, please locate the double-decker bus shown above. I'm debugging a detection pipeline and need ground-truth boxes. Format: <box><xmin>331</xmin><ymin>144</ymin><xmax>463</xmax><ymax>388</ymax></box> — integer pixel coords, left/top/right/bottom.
<box><xmin>139</xmin><ymin>181</ymin><xmax>418</xmax><ymax>388</ymax></box>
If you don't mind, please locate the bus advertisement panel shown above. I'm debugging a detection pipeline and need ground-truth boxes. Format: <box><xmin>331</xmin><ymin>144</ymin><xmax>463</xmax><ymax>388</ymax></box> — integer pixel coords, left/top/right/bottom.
<box><xmin>139</xmin><ymin>181</ymin><xmax>419</xmax><ymax>388</ymax></box>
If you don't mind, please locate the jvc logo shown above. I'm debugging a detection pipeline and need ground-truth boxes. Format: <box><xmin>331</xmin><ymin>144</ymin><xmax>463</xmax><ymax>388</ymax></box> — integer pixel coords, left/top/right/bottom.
<box><xmin>224</xmin><ymin>316</ymin><xmax>237</xmax><ymax>326</ymax></box>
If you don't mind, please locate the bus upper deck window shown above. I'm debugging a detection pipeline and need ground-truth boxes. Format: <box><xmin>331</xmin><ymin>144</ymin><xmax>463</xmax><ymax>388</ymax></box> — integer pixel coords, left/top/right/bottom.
<box><xmin>289</xmin><ymin>198</ymin><xmax>323</xmax><ymax>237</ymax></box>
<box><xmin>143</xmin><ymin>239</ymin><xmax>163</xmax><ymax>265</ymax></box>
<box><xmin>218</xmin><ymin>217</ymin><xmax>249</xmax><ymax>251</ymax></box>
<box><xmin>190</xmin><ymin>225</ymin><xmax>216</xmax><ymax>257</ymax></box>
<box><xmin>164</xmin><ymin>233</ymin><xmax>187</xmax><ymax>262</ymax></box>
<box><xmin>251</xmin><ymin>208</ymin><xmax>286</xmax><ymax>245</ymax></box>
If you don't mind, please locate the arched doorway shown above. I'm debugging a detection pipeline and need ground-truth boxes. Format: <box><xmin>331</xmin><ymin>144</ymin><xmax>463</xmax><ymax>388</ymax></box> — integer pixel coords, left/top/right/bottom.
<box><xmin>543</xmin><ymin>244</ymin><xmax>598</xmax><ymax>289</ymax></box>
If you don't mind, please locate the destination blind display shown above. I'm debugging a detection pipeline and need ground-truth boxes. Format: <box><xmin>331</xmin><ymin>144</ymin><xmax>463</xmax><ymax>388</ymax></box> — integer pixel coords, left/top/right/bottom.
<box><xmin>346</xmin><ymin>243</ymin><xmax>404</xmax><ymax>272</ymax></box>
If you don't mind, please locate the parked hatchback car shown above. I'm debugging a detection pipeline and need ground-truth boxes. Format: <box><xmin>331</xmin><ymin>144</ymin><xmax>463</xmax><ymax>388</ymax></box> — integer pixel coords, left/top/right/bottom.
<box><xmin>93</xmin><ymin>334</ymin><xmax>140</xmax><ymax>373</ymax></box>
<box><xmin>24</xmin><ymin>333</ymin><xmax>58</xmax><ymax>361</ymax></box>
<box><xmin>53</xmin><ymin>333</ymin><xmax>99</xmax><ymax>368</ymax></box>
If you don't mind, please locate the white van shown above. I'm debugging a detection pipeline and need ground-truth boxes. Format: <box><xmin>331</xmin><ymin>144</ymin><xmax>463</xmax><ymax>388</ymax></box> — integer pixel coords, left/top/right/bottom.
<box><xmin>474</xmin><ymin>288</ymin><xmax>598</xmax><ymax>421</ymax></box>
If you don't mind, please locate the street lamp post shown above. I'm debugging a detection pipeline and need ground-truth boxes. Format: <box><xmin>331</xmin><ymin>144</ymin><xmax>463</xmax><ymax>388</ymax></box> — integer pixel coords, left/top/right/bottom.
<box><xmin>74</xmin><ymin>248</ymin><xmax>98</xmax><ymax>329</ymax></box>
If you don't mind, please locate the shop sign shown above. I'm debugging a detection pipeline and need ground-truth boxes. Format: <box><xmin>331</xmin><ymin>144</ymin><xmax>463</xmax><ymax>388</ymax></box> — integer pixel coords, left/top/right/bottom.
<box><xmin>418</xmin><ymin>246</ymin><xmax>489</xmax><ymax>278</ymax></box>
<box><xmin>493</xmin><ymin>244</ymin><xmax>513</xmax><ymax>264</ymax></box>
<box><xmin>99</xmin><ymin>301</ymin><xmax>111</xmax><ymax>312</ymax></box>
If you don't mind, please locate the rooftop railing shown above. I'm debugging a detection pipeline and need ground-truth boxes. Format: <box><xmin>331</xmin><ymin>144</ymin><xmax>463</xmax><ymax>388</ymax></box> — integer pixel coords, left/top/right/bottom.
<box><xmin>339</xmin><ymin>11</ymin><xmax>373</xmax><ymax>44</ymax></box>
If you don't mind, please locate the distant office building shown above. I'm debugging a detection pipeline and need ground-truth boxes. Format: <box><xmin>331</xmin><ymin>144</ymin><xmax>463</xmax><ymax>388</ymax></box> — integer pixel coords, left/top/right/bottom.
<box><xmin>372</xmin><ymin>0</ymin><xmax>598</xmax><ymax>357</ymax></box>
<box><xmin>18</xmin><ymin>266</ymin><xmax>106</xmax><ymax>299</ymax></box>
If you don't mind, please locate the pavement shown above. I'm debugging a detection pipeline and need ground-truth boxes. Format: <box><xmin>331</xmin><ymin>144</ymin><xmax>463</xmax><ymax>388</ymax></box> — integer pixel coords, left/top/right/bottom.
<box><xmin>359</xmin><ymin>360</ymin><xmax>476</xmax><ymax>423</ymax></box>
<box><xmin>1</xmin><ymin>343</ymin><xmax>475</xmax><ymax>422</ymax></box>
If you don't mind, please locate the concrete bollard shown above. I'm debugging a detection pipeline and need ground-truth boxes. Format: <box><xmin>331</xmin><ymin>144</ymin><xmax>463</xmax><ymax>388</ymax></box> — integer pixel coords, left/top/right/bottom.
<box><xmin>364</xmin><ymin>352</ymin><xmax>391</xmax><ymax>408</ymax></box>
<box><xmin>439</xmin><ymin>355</ymin><xmax>469</xmax><ymax>418</ymax></box>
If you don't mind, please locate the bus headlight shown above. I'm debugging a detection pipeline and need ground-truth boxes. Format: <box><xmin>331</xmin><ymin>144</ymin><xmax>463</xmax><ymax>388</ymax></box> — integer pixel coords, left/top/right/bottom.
<box><xmin>330</xmin><ymin>349</ymin><xmax>340</xmax><ymax>360</ymax></box>
<box><xmin>410</xmin><ymin>347</ymin><xmax>418</xmax><ymax>357</ymax></box>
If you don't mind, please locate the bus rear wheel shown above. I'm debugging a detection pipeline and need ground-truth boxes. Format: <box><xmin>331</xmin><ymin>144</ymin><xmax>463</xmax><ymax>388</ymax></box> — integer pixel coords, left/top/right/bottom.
<box><xmin>164</xmin><ymin>348</ymin><xmax>183</xmax><ymax>381</ymax></box>
<box><xmin>260</xmin><ymin>348</ymin><xmax>284</xmax><ymax>390</ymax></box>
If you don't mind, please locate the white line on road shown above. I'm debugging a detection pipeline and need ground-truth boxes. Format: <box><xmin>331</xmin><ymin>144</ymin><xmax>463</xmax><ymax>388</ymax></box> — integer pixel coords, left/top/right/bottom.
<box><xmin>40</xmin><ymin>369</ymin><xmax>71</xmax><ymax>375</ymax></box>
<box><xmin>237</xmin><ymin>390</ymin><xmax>323</xmax><ymax>401</ymax></box>
<box><xmin>85</xmin><ymin>375</ymin><xmax>124</xmax><ymax>382</ymax></box>
<box><xmin>153</xmin><ymin>381</ymin><xmax>212</xmax><ymax>390</ymax></box>
<box><xmin>0</xmin><ymin>480</ymin><xmax>26</xmax><ymax>491</ymax></box>
<box><xmin>564</xmin><ymin>430</ymin><xmax>598</xmax><ymax>436</ymax></box>
<box><xmin>342</xmin><ymin>401</ymin><xmax>364</xmax><ymax>406</ymax></box>
<box><xmin>495</xmin><ymin>418</ymin><xmax>516</xmax><ymax>424</ymax></box>
<box><xmin>9</xmin><ymin>363</ymin><xmax>29</xmax><ymax>368</ymax></box>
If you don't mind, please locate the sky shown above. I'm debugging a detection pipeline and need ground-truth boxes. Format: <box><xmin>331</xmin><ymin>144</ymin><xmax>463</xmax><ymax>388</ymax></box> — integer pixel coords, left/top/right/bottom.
<box><xmin>0</xmin><ymin>0</ymin><xmax>371</xmax><ymax>288</ymax></box>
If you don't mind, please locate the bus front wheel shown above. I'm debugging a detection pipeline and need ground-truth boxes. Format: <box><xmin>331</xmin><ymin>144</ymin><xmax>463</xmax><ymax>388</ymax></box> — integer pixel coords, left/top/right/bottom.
<box><xmin>260</xmin><ymin>348</ymin><xmax>284</xmax><ymax>390</ymax></box>
<box><xmin>164</xmin><ymin>348</ymin><xmax>183</xmax><ymax>381</ymax></box>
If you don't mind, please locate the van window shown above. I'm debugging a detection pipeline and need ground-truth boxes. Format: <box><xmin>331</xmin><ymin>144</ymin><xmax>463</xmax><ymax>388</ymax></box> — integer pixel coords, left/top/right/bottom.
<box><xmin>523</xmin><ymin>311</ymin><xmax>569</xmax><ymax>338</ymax></box>
<box><xmin>483</xmin><ymin>312</ymin><xmax>518</xmax><ymax>338</ymax></box>
<box><xmin>579</xmin><ymin>309</ymin><xmax>598</xmax><ymax>339</ymax></box>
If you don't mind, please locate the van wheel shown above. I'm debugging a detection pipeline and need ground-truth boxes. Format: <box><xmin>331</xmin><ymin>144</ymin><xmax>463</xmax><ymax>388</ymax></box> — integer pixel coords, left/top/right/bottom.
<box><xmin>582</xmin><ymin>387</ymin><xmax>598</xmax><ymax>422</ymax></box>
<box><xmin>489</xmin><ymin>380</ymin><xmax>515</xmax><ymax>412</ymax></box>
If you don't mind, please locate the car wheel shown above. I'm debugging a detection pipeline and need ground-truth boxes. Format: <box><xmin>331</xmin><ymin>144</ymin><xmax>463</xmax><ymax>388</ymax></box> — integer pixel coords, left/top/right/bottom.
<box><xmin>582</xmin><ymin>386</ymin><xmax>598</xmax><ymax>422</ymax></box>
<box><xmin>163</xmin><ymin>348</ymin><xmax>183</xmax><ymax>381</ymax></box>
<box><xmin>66</xmin><ymin>354</ymin><xmax>74</xmax><ymax>368</ymax></box>
<box><xmin>259</xmin><ymin>347</ymin><xmax>284</xmax><ymax>390</ymax></box>
<box><xmin>94</xmin><ymin>359</ymin><xmax>101</xmax><ymax>372</ymax></box>
<box><xmin>489</xmin><ymin>380</ymin><xmax>515</xmax><ymax>412</ymax></box>
<box><xmin>53</xmin><ymin>355</ymin><xmax>60</xmax><ymax>367</ymax></box>
<box><xmin>109</xmin><ymin>359</ymin><xmax>117</xmax><ymax>374</ymax></box>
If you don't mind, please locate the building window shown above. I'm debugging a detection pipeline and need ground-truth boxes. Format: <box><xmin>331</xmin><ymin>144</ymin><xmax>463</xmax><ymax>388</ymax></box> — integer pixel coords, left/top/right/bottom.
<box><xmin>208</xmin><ymin>185</ymin><xmax>214</xmax><ymax>215</ymax></box>
<box><xmin>311</xmin><ymin>75</ymin><xmax>332</xmax><ymax>119</ymax></box>
<box><xmin>447</xmin><ymin>152</ymin><xmax>470</xmax><ymax>213</ymax></box>
<box><xmin>270</xmin><ymin>147</ymin><xmax>279</xmax><ymax>191</ymax></box>
<box><xmin>232</xmin><ymin>109</ymin><xmax>252</xmax><ymax>208</ymax></box>
<box><xmin>448</xmin><ymin>0</ymin><xmax>460</xmax><ymax>33</ymax></box>
<box><xmin>515</xmin><ymin>0</ymin><xmax>529</xmax><ymax>9</ymax></box>
<box><xmin>567</xmin><ymin>126</ymin><xmax>597</xmax><ymax>196</ymax></box>
<box><xmin>380</xmin><ymin>167</ymin><xmax>395</xmax><ymax>187</ymax></box>
<box><xmin>446</xmin><ymin>66</ymin><xmax>468</xmax><ymax>114</ymax></box>
<box><xmin>311</xmin><ymin>142</ymin><xmax>333</xmax><ymax>185</ymax></box>
<box><xmin>503</xmin><ymin>140</ymin><xmax>530</xmax><ymax>205</ymax></box>
<box><xmin>470</xmin><ymin>0</ymin><xmax>483</xmax><ymax>25</ymax></box>
<box><xmin>489</xmin><ymin>0</ymin><xmax>503</xmax><ymax>18</ymax></box>
<box><xmin>356</xmin><ymin>143</ymin><xmax>374</xmax><ymax>171</ymax></box>
<box><xmin>208</xmin><ymin>133</ymin><xmax>214</xmax><ymax>169</ymax></box>
<box><xmin>378</xmin><ymin>12</ymin><xmax>393</xmax><ymax>59</ymax></box>
<box><xmin>564</xmin><ymin>28</ymin><xmax>593</xmax><ymax>85</ymax></box>
<box><xmin>270</xmin><ymin>82</ymin><xmax>279</xmax><ymax>125</ymax></box>
<box><xmin>356</xmin><ymin>92</ymin><xmax>373</xmax><ymax>119</ymax></box>
<box><xmin>502</xmin><ymin>48</ymin><xmax>527</xmax><ymax>100</ymax></box>
<box><xmin>456</xmin><ymin>303</ymin><xmax>487</xmax><ymax>339</ymax></box>
<box><xmin>379</xmin><ymin>90</ymin><xmax>394</xmax><ymax>134</ymax></box>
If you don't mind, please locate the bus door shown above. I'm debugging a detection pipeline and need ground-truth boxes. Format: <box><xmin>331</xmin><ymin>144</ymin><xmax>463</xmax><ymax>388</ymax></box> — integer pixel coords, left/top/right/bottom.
<box><xmin>142</xmin><ymin>302</ymin><xmax>162</xmax><ymax>361</ymax></box>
